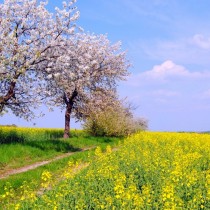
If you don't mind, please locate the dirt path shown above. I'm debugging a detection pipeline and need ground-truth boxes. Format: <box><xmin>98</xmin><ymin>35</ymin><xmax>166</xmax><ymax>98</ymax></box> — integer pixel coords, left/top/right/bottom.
<box><xmin>0</xmin><ymin>147</ymin><xmax>94</xmax><ymax>180</ymax></box>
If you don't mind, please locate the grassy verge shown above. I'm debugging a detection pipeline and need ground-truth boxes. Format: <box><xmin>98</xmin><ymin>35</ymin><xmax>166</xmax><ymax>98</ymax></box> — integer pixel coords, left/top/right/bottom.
<box><xmin>0</xmin><ymin>127</ymin><xmax>122</xmax><ymax>198</ymax></box>
<box><xmin>0</xmin><ymin>127</ymin><xmax>121</xmax><ymax>172</ymax></box>
<box><xmin>0</xmin><ymin>149</ymin><xmax>94</xmax><ymax>195</ymax></box>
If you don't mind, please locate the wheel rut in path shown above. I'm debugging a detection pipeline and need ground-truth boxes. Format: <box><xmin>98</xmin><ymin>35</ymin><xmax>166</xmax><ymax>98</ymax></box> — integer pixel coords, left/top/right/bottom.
<box><xmin>0</xmin><ymin>147</ymin><xmax>94</xmax><ymax>180</ymax></box>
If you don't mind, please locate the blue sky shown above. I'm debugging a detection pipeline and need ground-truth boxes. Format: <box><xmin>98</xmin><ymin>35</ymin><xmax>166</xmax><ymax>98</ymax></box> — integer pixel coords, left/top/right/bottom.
<box><xmin>1</xmin><ymin>0</ymin><xmax>210</xmax><ymax>131</ymax></box>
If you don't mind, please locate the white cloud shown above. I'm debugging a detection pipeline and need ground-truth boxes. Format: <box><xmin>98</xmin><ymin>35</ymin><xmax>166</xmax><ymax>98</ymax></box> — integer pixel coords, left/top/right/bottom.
<box><xmin>128</xmin><ymin>60</ymin><xmax>210</xmax><ymax>86</ymax></box>
<box><xmin>191</xmin><ymin>34</ymin><xmax>210</xmax><ymax>49</ymax></box>
<box><xmin>144</xmin><ymin>60</ymin><xmax>188</xmax><ymax>78</ymax></box>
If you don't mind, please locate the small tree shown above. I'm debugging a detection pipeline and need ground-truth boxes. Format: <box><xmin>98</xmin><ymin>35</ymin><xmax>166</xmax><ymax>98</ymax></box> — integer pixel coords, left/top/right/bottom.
<box><xmin>0</xmin><ymin>0</ymin><xmax>79</xmax><ymax>120</ymax></box>
<box><xmin>45</xmin><ymin>34</ymin><xmax>130</xmax><ymax>138</ymax></box>
<box><xmin>83</xmin><ymin>98</ymin><xmax>148</xmax><ymax>137</ymax></box>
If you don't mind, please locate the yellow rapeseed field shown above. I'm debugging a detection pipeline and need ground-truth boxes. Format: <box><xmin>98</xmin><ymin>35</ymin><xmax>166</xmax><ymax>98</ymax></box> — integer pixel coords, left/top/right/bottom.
<box><xmin>1</xmin><ymin>132</ymin><xmax>210</xmax><ymax>209</ymax></box>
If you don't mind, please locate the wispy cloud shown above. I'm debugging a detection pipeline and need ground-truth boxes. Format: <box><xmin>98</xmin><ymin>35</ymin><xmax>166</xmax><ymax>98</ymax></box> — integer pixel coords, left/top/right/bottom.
<box><xmin>129</xmin><ymin>34</ymin><xmax>210</xmax><ymax>67</ymax></box>
<box><xmin>191</xmin><ymin>34</ymin><xmax>210</xmax><ymax>49</ymax></box>
<box><xmin>149</xmin><ymin>89</ymin><xmax>180</xmax><ymax>97</ymax></box>
<box><xmin>121</xmin><ymin>0</ymin><xmax>176</xmax><ymax>22</ymax></box>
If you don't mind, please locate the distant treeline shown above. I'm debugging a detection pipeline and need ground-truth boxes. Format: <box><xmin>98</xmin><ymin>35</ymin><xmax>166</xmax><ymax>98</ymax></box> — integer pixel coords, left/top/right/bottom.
<box><xmin>0</xmin><ymin>124</ymin><xmax>17</xmax><ymax>127</ymax></box>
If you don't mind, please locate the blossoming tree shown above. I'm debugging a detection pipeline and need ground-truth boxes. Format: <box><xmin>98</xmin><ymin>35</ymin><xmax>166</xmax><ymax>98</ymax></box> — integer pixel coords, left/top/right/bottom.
<box><xmin>0</xmin><ymin>0</ymin><xmax>130</xmax><ymax>137</ymax></box>
<box><xmin>44</xmin><ymin>34</ymin><xmax>130</xmax><ymax>138</ymax></box>
<box><xmin>0</xmin><ymin>0</ymin><xmax>79</xmax><ymax>120</ymax></box>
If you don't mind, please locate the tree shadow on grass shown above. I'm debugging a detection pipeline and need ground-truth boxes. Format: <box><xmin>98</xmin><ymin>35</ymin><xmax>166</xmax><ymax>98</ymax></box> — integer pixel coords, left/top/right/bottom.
<box><xmin>86</xmin><ymin>135</ymin><xmax>120</xmax><ymax>143</ymax></box>
<box><xmin>23</xmin><ymin>140</ymin><xmax>81</xmax><ymax>153</ymax></box>
<box><xmin>0</xmin><ymin>130</ymin><xmax>81</xmax><ymax>152</ymax></box>
<box><xmin>0</xmin><ymin>130</ymin><xmax>25</xmax><ymax>144</ymax></box>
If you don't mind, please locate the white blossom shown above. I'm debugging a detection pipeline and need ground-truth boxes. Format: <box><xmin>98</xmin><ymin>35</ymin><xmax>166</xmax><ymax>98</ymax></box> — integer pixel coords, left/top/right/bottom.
<box><xmin>47</xmin><ymin>74</ymin><xmax>52</xmax><ymax>79</ymax></box>
<box><xmin>0</xmin><ymin>0</ymin><xmax>79</xmax><ymax>120</ymax></box>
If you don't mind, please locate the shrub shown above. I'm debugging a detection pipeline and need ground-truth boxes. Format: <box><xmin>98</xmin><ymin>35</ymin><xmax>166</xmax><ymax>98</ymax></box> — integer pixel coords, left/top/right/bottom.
<box><xmin>83</xmin><ymin>103</ymin><xmax>148</xmax><ymax>137</ymax></box>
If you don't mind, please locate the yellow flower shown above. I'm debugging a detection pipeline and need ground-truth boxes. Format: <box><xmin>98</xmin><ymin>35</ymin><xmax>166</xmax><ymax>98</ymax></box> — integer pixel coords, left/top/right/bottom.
<box><xmin>14</xmin><ymin>203</ymin><xmax>20</xmax><ymax>210</ymax></box>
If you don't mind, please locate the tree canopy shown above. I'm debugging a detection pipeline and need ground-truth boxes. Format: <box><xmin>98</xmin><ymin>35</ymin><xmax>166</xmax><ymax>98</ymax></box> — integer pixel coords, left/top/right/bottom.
<box><xmin>0</xmin><ymin>0</ymin><xmax>132</xmax><ymax>137</ymax></box>
<box><xmin>0</xmin><ymin>0</ymin><xmax>79</xmax><ymax>120</ymax></box>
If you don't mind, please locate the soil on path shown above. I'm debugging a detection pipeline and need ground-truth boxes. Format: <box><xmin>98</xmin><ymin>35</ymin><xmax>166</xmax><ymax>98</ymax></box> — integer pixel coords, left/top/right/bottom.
<box><xmin>0</xmin><ymin>147</ymin><xmax>94</xmax><ymax>180</ymax></box>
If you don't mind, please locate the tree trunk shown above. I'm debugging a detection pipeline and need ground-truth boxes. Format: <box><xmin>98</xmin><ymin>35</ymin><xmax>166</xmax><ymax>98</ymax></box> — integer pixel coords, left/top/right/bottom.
<box><xmin>0</xmin><ymin>80</ymin><xmax>17</xmax><ymax>113</ymax></box>
<box><xmin>0</xmin><ymin>103</ymin><xmax>4</xmax><ymax>113</ymax></box>
<box><xmin>63</xmin><ymin>89</ymin><xmax>78</xmax><ymax>139</ymax></box>
<box><xmin>63</xmin><ymin>103</ymin><xmax>71</xmax><ymax>138</ymax></box>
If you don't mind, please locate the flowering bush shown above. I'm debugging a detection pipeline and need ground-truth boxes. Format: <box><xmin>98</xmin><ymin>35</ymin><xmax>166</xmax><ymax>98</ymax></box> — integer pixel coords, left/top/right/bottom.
<box><xmin>83</xmin><ymin>102</ymin><xmax>148</xmax><ymax>137</ymax></box>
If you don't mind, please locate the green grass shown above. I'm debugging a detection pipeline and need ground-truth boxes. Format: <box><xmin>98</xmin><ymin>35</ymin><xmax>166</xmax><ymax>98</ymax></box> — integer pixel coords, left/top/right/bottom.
<box><xmin>0</xmin><ymin>149</ymin><xmax>95</xmax><ymax>195</ymax></box>
<box><xmin>0</xmin><ymin>128</ymin><xmax>121</xmax><ymax>171</ymax></box>
<box><xmin>0</xmin><ymin>127</ymin><xmax>122</xmax><ymax>197</ymax></box>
